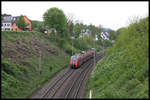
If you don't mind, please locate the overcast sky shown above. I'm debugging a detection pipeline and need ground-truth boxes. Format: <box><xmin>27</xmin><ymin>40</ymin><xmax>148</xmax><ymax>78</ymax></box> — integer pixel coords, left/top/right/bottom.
<box><xmin>2</xmin><ymin>1</ymin><xmax>148</xmax><ymax>30</ymax></box>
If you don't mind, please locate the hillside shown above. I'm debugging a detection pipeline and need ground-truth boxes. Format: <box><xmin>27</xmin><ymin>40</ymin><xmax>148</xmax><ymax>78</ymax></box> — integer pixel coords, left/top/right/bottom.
<box><xmin>86</xmin><ymin>17</ymin><xmax>148</xmax><ymax>98</ymax></box>
<box><xmin>1</xmin><ymin>31</ymin><xmax>70</xmax><ymax>98</ymax></box>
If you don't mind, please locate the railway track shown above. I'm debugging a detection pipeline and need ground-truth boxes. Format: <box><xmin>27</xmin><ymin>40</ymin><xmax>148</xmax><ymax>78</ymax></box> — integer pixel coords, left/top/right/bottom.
<box><xmin>65</xmin><ymin>61</ymin><xmax>93</xmax><ymax>98</ymax></box>
<box><xmin>64</xmin><ymin>53</ymin><xmax>104</xmax><ymax>98</ymax></box>
<box><xmin>30</xmin><ymin>53</ymin><xmax>104</xmax><ymax>98</ymax></box>
<box><xmin>46</xmin><ymin>54</ymin><xmax>94</xmax><ymax>98</ymax></box>
<box><xmin>42</xmin><ymin>69</ymin><xmax>74</xmax><ymax>98</ymax></box>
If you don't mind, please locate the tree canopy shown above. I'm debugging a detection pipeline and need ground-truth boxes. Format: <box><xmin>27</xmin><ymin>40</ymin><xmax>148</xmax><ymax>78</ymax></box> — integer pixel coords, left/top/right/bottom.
<box><xmin>73</xmin><ymin>23</ymin><xmax>83</xmax><ymax>38</ymax></box>
<box><xmin>43</xmin><ymin>7</ymin><xmax>68</xmax><ymax>38</ymax></box>
<box><xmin>16</xmin><ymin>15</ymin><xmax>26</xmax><ymax>30</ymax></box>
<box><xmin>31</xmin><ymin>20</ymin><xmax>39</xmax><ymax>31</ymax></box>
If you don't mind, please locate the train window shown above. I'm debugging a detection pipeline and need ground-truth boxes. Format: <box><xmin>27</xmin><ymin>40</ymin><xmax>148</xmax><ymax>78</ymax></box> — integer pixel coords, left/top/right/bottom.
<box><xmin>71</xmin><ymin>54</ymin><xmax>80</xmax><ymax>62</ymax></box>
<box><xmin>71</xmin><ymin>56</ymin><xmax>77</xmax><ymax>62</ymax></box>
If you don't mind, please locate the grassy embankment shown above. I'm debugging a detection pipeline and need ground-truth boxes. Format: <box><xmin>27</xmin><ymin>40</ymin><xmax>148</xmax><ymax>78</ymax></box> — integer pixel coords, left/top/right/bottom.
<box><xmin>86</xmin><ymin>17</ymin><xmax>148</xmax><ymax>98</ymax></box>
<box><xmin>1</xmin><ymin>31</ymin><xmax>71</xmax><ymax>98</ymax></box>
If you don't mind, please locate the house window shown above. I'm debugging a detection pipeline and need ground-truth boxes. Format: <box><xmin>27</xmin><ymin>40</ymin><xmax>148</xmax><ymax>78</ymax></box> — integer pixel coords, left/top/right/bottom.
<box><xmin>13</xmin><ymin>18</ymin><xmax>16</xmax><ymax>20</ymax></box>
<box><xmin>5</xmin><ymin>28</ymin><xmax>10</xmax><ymax>30</ymax></box>
<box><xmin>5</xmin><ymin>24</ymin><xmax>7</xmax><ymax>26</ymax></box>
<box><xmin>7</xmin><ymin>24</ymin><xmax>10</xmax><ymax>26</ymax></box>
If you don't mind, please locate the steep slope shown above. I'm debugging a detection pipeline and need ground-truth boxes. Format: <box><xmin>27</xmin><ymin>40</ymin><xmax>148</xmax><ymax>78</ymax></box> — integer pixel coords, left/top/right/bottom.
<box><xmin>86</xmin><ymin>17</ymin><xmax>148</xmax><ymax>98</ymax></box>
<box><xmin>2</xmin><ymin>31</ymin><xmax>70</xmax><ymax>98</ymax></box>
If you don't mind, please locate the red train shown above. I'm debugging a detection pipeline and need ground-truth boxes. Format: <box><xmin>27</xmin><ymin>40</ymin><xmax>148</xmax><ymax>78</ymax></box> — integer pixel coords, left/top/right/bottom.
<box><xmin>69</xmin><ymin>48</ymin><xmax>96</xmax><ymax>69</ymax></box>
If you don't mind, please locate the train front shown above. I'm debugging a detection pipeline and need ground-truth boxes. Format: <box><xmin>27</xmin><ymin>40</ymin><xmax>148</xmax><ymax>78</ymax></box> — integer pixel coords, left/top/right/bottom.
<box><xmin>70</xmin><ymin>55</ymin><xmax>79</xmax><ymax>69</ymax></box>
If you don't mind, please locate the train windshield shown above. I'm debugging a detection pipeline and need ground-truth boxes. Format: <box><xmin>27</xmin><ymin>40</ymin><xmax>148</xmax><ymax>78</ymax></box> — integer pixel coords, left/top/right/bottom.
<box><xmin>71</xmin><ymin>54</ymin><xmax>79</xmax><ymax>62</ymax></box>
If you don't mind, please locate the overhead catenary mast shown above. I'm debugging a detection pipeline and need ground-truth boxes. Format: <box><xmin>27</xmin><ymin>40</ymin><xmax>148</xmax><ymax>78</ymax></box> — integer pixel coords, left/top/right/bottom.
<box><xmin>94</xmin><ymin>36</ymin><xmax>96</xmax><ymax>67</ymax></box>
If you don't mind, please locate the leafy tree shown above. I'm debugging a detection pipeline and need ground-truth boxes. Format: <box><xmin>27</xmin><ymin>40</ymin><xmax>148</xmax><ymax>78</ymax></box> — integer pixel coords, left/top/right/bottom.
<box><xmin>37</xmin><ymin>22</ymin><xmax>45</xmax><ymax>33</ymax></box>
<box><xmin>107</xmin><ymin>29</ymin><xmax>116</xmax><ymax>40</ymax></box>
<box><xmin>43</xmin><ymin>7</ymin><xmax>68</xmax><ymax>38</ymax></box>
<box><xmin>66</xmin><ymin>13</ymin><xmax>75</xmax><ymax>37</ymax></box>
<box><xmin>16</xmin><ymin>15</ymin><xmax>26</xmax><ymax>30</ymax></box>
<box><xmin>115</xmin><ymin>27</ymin><xmax>127</xmax><ymax>40</ymax></box>
<box><xmin>96</xmin><ymin>25</ymin><xmax>103</xmax><ymax>40</ymax></box>
<box><xmin>103</xmin><ymin>39</ymin><xmax>113</xmax><ymax>47</ymax></box>
<box><xmin>67</xmin><ymin>20</ymin><xmax>74</xmax><ymax>37</ymax></box>
<box><xmin>31</xmin><ymin>20</ymin><xmax>39</xmax><ymax>31</ymax></box>
<box><xmin>88</xmin><ymin>24</ymin><xmax>100</xmax><ymax>40</ymax></box>
<box><xmin>73</xmin><ymin>23</ymin><xmax>83</xmax><ymax>38</ymax></box>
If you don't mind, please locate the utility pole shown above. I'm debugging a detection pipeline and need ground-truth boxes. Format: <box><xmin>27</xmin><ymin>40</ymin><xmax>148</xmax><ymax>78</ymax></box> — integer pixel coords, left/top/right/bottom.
<box><xmin>39</xmin><ymin>50</ymin><xmax>42</xmax><ymax>75</ymax></box>
<box><xmin>103</xmin><ymin>39</ymin><xmax>105</xmax><ymax>54</ymax></box>
<box><xmin>94</xmin><ymin>36</ymin><xmax>96</xmax><ymax>67</ymax></box>
<box><xmin>55</xmin><ymin>29</ymin><xmax>56</xmax><ymax>43</ymax></box>
<box><xmin>72</xmin><ymin>38</ymin><xmax>73</xmax><ymax>56</ymax></box>
<box><xmin>82</xmin><ymin>30</ymin><xmax>83</xmax><ymax>51</ymax></box>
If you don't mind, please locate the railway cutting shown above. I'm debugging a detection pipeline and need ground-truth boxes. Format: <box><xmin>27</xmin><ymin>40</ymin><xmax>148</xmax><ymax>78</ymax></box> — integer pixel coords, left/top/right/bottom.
<box><xmin>30</xmin><ymin>53</ymin><xmax>105</xmax><ymax>98</ymax></box>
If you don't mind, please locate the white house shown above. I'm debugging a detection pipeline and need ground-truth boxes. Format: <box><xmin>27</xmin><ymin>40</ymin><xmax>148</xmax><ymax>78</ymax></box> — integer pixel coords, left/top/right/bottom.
<box><xmin>1</xmin><ymin>14</ymin><xmax>12</xmax><ymax>31</ymax></box>
<box><xmin>101</xmin><ymin>32</ymin><xmax>109</xmax><ymax>40</ymax></box>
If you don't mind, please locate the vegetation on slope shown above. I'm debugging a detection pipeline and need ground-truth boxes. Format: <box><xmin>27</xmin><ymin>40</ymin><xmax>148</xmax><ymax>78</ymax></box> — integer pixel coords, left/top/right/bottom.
<box><xmin>1</xmin><ymin>31</ymin><xmax>70</xmax><ymax>98</ymax></box>
<box><xmin>87</xmin><ymin>17</ymin><xmax>148</xmax><ymax>98</ymax></box>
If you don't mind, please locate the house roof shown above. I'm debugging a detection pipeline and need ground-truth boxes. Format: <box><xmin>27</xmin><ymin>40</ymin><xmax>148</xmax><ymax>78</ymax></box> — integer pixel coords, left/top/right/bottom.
<box><xmin>24</xmin><ymin>16</ymin><xmax>32</xmax><ymax>23</ymax></box>
<box><xmin>2</xmin><ymin>14</ymin><xmax>11</xmax><ymax>17</ymax></box>
<box><xmin>11</xmin><ymin>16</ymin><xmax>31</xmax><ymax>24</ymax></box>
<box><xmin>2</xmin><ymin>14</ymin><xmax>12</xmax><ymax>23</ymax></box>
<box><xmin>11</xmin><ymin>16</ymin><xmax>19</xmax><ymax>24</ymax></box>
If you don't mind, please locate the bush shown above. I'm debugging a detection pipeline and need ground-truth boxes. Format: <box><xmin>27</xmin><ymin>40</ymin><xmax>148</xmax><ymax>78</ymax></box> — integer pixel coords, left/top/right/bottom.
<box><xmin>62</xmin><ymin>41</ymin><xmax>80</xmax><ymax>55</ymax></box>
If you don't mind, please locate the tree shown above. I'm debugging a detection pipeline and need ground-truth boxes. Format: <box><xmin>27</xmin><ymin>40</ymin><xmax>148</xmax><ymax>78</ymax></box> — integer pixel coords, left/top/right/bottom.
<box><xmin>97</xmin><ymin>25</ymin><xmax>103</xmax><ymax>40</ymax></box>
<box><xmin>115</xmin><ymin>27</ymin><xmax>127</xmax><ymax>39</ymax></box>
<box><xmin>37</xmin><ymin>22</ymin><xmax>45</xmax><ymax>33</ymax></box>
<box><xmin>68</xmin><ymin>21</ymin><xmax>74</xmax><ymax>37</ymax></box>
<box><xmin>66</xmin><ymin>13</ymin><xmax>74</xmax><ymax>37</ymax></box>
<box><xmin>107</xmin><ymin>29</ymin><xmax>116</xmax><ymax>40</ymax></box>
<box><xmin>103</xmin><ymin>39</ymin><xmax>113</xmax><ymax>47</ymax></box>
<box><xmin>43</xmin><ymin>7</ymin><xmax>68</xmax><ymax>38</ymax></box>
<box><xmin>16</xmin><ymin>15</ymin><xmax>26</xmax><ymax>30</ymax></box>
<box><xmin>31</xmin><ymin>20</ymin><xmax>39</xmax><ymax>31</ymax></box>
<box><xmin>73</xmin><ymin>23</ymin><xmax>83</xmax><ymax>38</ymax></box>
<box><xmin>88</xmin><ymin>24</ymin><xmax>100</xmax><ymax>40</ymax></box>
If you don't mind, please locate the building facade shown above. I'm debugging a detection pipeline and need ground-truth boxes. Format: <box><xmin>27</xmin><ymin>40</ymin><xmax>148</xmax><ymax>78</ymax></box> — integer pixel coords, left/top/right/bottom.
<box><xmin>2</xmin><ymin>14</ymin><xmax>32</xmax><ymax>31</ymax></box>
<box><xmin>1</xmin><ymin>14</ymin><xmax>12</xmax><ymax>30</ymax></box>
<box><xmin>101</xmin><ymin>32</ymin><xmax>109</xmax><ymax>40</ymax></box>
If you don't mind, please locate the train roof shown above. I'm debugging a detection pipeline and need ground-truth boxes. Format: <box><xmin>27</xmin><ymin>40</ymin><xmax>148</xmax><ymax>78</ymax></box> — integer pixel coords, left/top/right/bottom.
<box><xmin>71</xmin><ymin>53</ymin><xmax>80</xmax><ymax>58</ymax></box>
<box><xmin>71</xmin><ymin>48</ymin><xmax>96</xmax><ymax>58</ymax></box>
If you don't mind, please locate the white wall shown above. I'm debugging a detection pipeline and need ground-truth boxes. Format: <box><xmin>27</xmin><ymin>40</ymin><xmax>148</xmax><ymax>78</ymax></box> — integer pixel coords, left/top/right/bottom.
<box><xmin>1</xmin><ymin>22</ymin><xmax>12</xmax><ymax>30</ymax></box>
